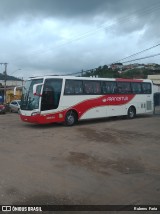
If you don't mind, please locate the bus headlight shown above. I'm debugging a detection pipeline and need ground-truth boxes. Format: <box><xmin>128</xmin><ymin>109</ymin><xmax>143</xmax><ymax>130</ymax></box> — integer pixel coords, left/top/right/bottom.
<box><xmin>31</xmin><ymin>112</ymin><xmax>40</xmax><ymax>116</ymax></box>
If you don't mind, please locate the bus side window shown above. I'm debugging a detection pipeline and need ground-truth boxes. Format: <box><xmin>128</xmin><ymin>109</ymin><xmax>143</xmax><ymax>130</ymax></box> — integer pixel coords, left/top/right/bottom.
<box><xmin>93</xmin><ymin>82</ymin><xmax>101</xmax><ymax>94</ymax></box>
<box><xmin>64</xmin><ymin>80</ymin><xmax>74</xmax><ymax>94</ymax></box>
<box><xmin>142</xmin><ymin>83</ymin><xmax>151</xmax><ymax>94</ymax></box>
<box><xmin>131</xmin><ymin>82</ymin><xmax>142</xmax><ymax>94</ymax></box>
<box><xmin>113</xmin><ymin>86</ymin><xmax>117</xmax><ymax>93</ymax></box>
<box><xmin>117</xmin><ymin>82</ymin><xmax>131</xmax><ymax>94</ymax></box>
<box><xmin>84</xmin><ymin>81</ymin><xmax>93</xmax><ymax>94</ymax></box>
<box><xmin>65</xmin><ymin>80</ymin><xmax>83</xmax><ymax>95</ymax></box>
<box><xmin>83</xmin><ymin>81</ymin><xmax>101</xmax><ymax>94</ymax></box>
<box><xmin>74</xmin><ymin>81</ymin><xmax>83</xmax><ymax>94</ymax></box>
<box><xmin>102</xmin><ymin>81</ymin><xmax>117</xmax><ymax>94</ymax></box>
<box><xmin>102</xmin><ymin>82</ymin><xmax>107</xmax><ymax>93</ymax></box>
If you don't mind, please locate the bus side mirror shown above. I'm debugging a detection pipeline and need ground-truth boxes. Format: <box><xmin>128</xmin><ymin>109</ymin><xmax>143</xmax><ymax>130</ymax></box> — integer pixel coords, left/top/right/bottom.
<box><xmin>14</xmin><ymin>86</ymin><xmax>23</xmax><ymax>95</ymax></box>
<box><xmin>14</xmin><ymin>87</ymin><xmax>17</xmax><ymax>96</ymax></box>
<box><xmin>33</xmin><ymin>83</ymin><xmax>43</xmax><ymax>96</ymax></box>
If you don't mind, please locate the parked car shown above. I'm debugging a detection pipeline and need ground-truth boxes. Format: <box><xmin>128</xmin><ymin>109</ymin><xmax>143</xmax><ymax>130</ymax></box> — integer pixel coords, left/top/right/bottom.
<box><xmin>9</xmin><ymin>100</ymin><xmax>21</xmax><ymax>113</ymax></box>
<box><xmin>0</xmin><ymin>104</ymin><xmax>6</xmax><ymax>114</ymax></box>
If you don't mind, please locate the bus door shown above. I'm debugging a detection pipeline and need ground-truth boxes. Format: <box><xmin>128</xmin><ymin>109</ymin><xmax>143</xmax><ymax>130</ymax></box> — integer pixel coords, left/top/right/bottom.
<box><xmin>41</xmin><ymin>78</ymin><xmax>62</xmax><ymax>111</ymax></box>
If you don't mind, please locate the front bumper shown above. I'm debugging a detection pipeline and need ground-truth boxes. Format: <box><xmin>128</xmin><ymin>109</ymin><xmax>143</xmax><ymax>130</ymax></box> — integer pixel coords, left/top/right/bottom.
<box><xmin>20</xmin><ymin>112</ymin><xmax>64</xmax><ymax>124</ymax></box>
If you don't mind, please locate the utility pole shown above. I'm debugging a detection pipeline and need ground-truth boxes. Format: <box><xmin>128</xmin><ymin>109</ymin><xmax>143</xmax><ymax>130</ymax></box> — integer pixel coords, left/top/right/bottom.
<box><xmin>0</xmin><ymin>63</ymin><xmax>8</xmax><ymax>104</ymax></box>
<box><xmin>81</xmin><ymin>69</ymin><xmax>84</xmax><ymax>77</ymax></box>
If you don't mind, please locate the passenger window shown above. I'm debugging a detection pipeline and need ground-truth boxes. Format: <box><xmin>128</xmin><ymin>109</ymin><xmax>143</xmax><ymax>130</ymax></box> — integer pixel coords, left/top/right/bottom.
<box><xmin>142</xmin><ymin>83</ymin><xmax>151</xmax><ymax>94</ymax></box>
<box><xmin>131</xmin><ymin>82</ymin><xmax>142</xmax><ymax>94</ymax></box>
<box><xmin>74</xmin><ymin>81</ymin><xmax>83</xmax><ymax>94</ymax></box>
<box><xmin>64</xmin><ymin>80</ymin><xmax>74</xmax><ymax>94</ymax></box>
<box><xmin>117</xmin><ymin>82</ymin><xmax>132</xmax><ymax>94</ymax></box>
<box><xmin>64</xmin><ymin>80</ymin><xmax>83</xmax><ymax>95</ymax></box>
<box><xmin>102</xmin><ymin>81</ymin><xmax>117</xmax><ymax>94</ymax></box>
<box><xmin>93</xmin><ymin>82</ymin><xmax>101</xmax><ymax>94</ymax></box>
<box><xmin>83</xmin><ymin>81</ymin><xmax>101</xmax><ymax>94</ymax></box>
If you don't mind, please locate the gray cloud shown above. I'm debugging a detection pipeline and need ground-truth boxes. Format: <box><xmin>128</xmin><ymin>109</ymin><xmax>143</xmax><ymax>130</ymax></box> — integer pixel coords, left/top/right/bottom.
<box><xmin>1</xmin><ymin>0</ymin><xmax>160</xmax><ymax>36</ymax></box>
<box><xmin>0</xmin><ymin>0</ymin><xmax>158</xmax><ymax>21</ymax></box>
<box><xmin>0</xmin><ymin>0</ymin><xmax>160</xmax><ymax>78</ymax></box>
<box><xmin>0</xmin><ymin>0</ymin><xmax>108</xmax><ymax>21</ymax></box>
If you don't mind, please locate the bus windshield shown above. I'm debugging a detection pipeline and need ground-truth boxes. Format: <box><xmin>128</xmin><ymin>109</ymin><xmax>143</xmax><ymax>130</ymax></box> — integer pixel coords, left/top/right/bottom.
<box><xmin>21</xmin><ymin>79</ymin><xmax>43</xmax><ymax>110</ymax></box>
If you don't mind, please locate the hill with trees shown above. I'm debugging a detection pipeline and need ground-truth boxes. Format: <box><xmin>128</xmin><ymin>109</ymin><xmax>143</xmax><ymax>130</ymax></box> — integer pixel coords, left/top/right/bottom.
<box><xmin>81</xmin><ymin>63</ymin><xmax>160</xmax><ymax>79</ymax></box>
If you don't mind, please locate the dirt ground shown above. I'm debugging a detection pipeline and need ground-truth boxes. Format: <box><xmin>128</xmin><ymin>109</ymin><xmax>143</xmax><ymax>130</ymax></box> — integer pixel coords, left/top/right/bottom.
<box><xmin>0</xmin><ymin>113</ymin><xmax>160</xmax><ymax>213</ymax></box>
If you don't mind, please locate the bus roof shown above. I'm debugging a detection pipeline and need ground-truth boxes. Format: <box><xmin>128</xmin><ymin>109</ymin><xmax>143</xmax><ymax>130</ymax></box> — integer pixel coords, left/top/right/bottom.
<box><xmin>28</xmin><ymin>75</ymin><xmax>152</xmax><ymax>83</ymax></box>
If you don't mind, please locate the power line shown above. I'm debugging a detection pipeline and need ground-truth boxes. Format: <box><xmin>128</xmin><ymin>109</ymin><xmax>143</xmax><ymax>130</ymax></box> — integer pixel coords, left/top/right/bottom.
<box><xmin>42</xmin><ymin>2</ymin><xmax>160</xmax><ymax>54</ymax></box>
<box><xmin>65</xmin><ymin>71</ymin><xmax>83</xmax><ymax>76</ymax></box>
<box><xmin>120</xmin><ymin>53</ymin><xmax>160</xmax><ymax>64</ymax></box>
<box><xmin>8</xmin><ymin>1</ymin><xmax>160</xmax><ymax>76</ymax></box>
<box><xmin>114</xmin><ymin>43</ymin><xmax>160</xmax><ymax>63</ymax></box>
<box><xmin>13</xmin><ymin>0</ymin><xmax>160</xmax><ymax>61</ymax></box>
<box><xmin>64</xmin><ymin>42</ymin><xmax>160</xmax><ymax>76</ymax></box>
<box><xmin>40</xmin><ymin>2</ymin><xmax>160</xmax><ymax>56</ymax></box>
<box><xmin>9</xmin><ymin>69</ymin><xmax>22</xmax><ymax>76</ymax></box>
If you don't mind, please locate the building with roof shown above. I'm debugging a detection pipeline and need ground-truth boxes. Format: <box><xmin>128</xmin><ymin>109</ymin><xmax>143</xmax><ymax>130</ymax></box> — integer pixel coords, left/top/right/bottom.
<box><xmin>0</xmin><ymin>73</ymin><xmax>23</xmax><ymax>103</ymax></box>
<box><xmin>148</xmin><ymin>75</ymin><xmax>160</xmax><ymax>85</ymax></box>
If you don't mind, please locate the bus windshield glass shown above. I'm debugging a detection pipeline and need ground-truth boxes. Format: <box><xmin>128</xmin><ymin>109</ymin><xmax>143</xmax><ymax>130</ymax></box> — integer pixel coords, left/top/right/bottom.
<box><xmin>21</xmin><ymin>78</ymin><xmax>43</xmax><ymax>110</ymax></box>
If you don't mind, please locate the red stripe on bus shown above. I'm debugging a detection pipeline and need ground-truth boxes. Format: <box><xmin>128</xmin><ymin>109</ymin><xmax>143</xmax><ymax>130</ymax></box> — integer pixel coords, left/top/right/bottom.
<box><xmin>66</xmin><ymin>94</ymin><xmax>135</xmax><ymax>118</ymax></box>
<box><xmin>20</xmin><ymin>94</ymin><xmax>135</xmax><ymax>124</ymax></box>
<box><xmin>116</xmin><ymin>78</ymin><xmax>143</xmax><ymax>82</ymax></box>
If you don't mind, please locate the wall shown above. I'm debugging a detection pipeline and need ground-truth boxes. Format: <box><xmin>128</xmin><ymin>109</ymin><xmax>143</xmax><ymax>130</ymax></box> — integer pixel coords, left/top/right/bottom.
<box><xmin>0</xmin><ymin>80</ymin><xmax>23</xmax><ymax>87</ymax></box>
<box><xmin>148</xmin><ymin>75</ymin><xmax>160</xmax><ymax>85</ymax></box>
<box><xmin>6</xmin><ymin>89</ymin><xmax>22</xmax><ymax>103</ymax></box>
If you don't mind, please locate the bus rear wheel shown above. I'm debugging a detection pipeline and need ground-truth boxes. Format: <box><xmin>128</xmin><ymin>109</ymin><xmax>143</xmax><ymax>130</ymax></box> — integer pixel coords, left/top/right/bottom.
<box><xmin>128</xmin><ymin>106</ymin><xmax>136</xmax><ymax>119</ymax></box>
<box><xmin>65</xmin><ymin>110</ymin><xmax>77</xmax><ymax>126</ymax></box>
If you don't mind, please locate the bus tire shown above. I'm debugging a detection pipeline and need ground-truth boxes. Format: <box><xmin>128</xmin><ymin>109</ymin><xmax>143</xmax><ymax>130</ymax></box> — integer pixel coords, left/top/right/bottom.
<box><xmin>65</xmin><ymin>110</ymin><xmax>77</xmax><ymax>126</ymax></box>
<box><xmin>127</xmin><ymin>106</ymin><xmax>136</xmax><ymax>119</ymax></box>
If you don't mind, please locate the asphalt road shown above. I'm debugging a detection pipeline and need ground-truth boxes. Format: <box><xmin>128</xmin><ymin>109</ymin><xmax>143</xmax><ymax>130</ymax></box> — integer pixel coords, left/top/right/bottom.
<box><xmin>0</xmin><ymin>113</ymin><xmax>160</xmax><ymax>213</ymax></box>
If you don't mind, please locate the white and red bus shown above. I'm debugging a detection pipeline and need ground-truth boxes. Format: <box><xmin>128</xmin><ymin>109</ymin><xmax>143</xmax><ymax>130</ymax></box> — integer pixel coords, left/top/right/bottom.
<box><xmin>19</xmin><ymin>76</ymin><xmax>153</xmax><ymax>125</ymax></box>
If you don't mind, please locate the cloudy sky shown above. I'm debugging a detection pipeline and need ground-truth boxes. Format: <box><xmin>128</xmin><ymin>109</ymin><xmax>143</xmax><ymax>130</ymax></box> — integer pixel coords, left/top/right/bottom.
<box><xmin>0</xmin><ymin>0</ymin><xmax>160</xmax><ymax>78</ymax></box>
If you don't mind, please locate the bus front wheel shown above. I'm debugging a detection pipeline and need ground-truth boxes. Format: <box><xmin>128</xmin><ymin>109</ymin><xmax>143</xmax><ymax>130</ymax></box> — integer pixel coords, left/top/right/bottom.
<box><xmin>65</xmin><ymin>110</ymin><xmax>77</xmax><ymax>126</ymax></box>
<box><xmin>127</xmin><ymin>106</ymin><xmax>136</xmax><ymax>119</ymax></box>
